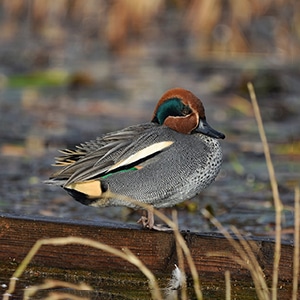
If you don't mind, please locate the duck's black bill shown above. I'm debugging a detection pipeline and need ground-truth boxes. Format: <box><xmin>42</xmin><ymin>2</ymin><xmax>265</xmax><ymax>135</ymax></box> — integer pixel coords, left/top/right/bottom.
<box><xmin>196</xmin><ymin>119</ymin><xmax>225</xmax><ymax>139</ymax></box>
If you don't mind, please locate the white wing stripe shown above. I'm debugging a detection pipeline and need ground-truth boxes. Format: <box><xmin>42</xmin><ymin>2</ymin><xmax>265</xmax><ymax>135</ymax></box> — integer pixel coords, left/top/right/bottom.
<box><xmin>107</xmin><ymin>141</ymin><xmax>173</xmax><ymax>172</ymax></box>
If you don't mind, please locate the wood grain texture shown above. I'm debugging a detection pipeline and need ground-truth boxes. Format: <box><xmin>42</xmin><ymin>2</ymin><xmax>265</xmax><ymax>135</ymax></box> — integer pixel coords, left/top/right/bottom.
<box><xmin>0</xmin><ymin>213</ymin><xmax>296</xmax><ymax>299</ymax></box>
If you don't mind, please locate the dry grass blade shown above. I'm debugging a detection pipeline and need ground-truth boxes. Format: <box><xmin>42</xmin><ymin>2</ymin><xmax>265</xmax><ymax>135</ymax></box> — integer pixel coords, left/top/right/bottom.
<box><xmin>3</xmin><ymin>192</ymin><xmax>203</xmax><ymax>300</ymax></box>
<box><xmin>2</xmin><ymin>193</ymin><xmax>204</xmax><ymax>300</ymax></box>
<box><xmin>202</xmin><ymin>209</ymin><xmax>270</xmax><ymax>300</ymax></box>
<box><xmin>24</xmin><ymin>279</ymin><xmax>92</xmax><ymax>300</ymax></box>
<box><xmin>225</xmin><ymin>270</ymin><xmax>231</xmax><ymax>300</ymax></box>
<box><xmin>230</xmin><ymin>226</ymin><xmax>268</xmax><ymax>292</ymax></box>
<box><xmin>247</xmin><ymin>82</ymin><xmax>283</xmax><ymax>300</ymax></box>
<box><xmin>122</xmin><ymin>247</ymin><xmax>160</xmax><ymax>296</ymax></box>
<box><xmin>43</xmin><ymin>293</ymin><xmax>90</xmax><ymax>300</ymax></box>
<box><xmin>292</xmin><ymin>186</ymin><xmax>300</xmax><ymax>300</ymax></box>
<box><xmin>172</xmin><ymin>210</ymin><xmax>187</xmax><ymax>300</ymax></box>
<box><xmin>3</xmin><ymin>237</ymin><xmax>162</xmax><ymax>300</ymax></box>
<box><xmin>103</xmin><ymin>191</ymin><xmax>203</xmax><ymax>300</ymax></box>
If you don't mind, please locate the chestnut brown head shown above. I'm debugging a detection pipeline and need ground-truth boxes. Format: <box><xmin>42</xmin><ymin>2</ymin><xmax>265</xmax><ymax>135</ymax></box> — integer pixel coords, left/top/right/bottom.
<box><xmin>152</xmin><ymin>88</ymin><xmax>225</xmax><ymax>139</ymax></box>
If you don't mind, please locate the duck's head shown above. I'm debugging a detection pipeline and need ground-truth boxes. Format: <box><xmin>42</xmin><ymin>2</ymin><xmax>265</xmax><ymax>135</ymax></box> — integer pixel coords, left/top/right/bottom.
<box><xmin>152</xmin><ymin>88</ymin><xmax>225</xmax><ymax>139</ymax></box>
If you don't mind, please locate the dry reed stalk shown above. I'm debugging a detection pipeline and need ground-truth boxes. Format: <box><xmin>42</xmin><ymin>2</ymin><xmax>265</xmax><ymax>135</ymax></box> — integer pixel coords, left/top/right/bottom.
<box><xmin>23</xmin><ymin>279</ymin><xmax>92</xmax><ymax>300</ymax></box>
<box><xmin>230</xmin><ymin>226</ymin><xmax>267</xmax><ymax>290</ymax></box>
<box><xmin>247</xmin><ymin>82</ymin><xmax>283</xmax><ymax>300</ymax></box>
<box><xmin>2</xmin><ymin>192</ymin><xmax>204</xmax><ymax>300</ymax></box>
<box><xmin>185</xmin><ymin>0</ymin><xmax>280</xmax><ymax>54</ymax></box>
<box><xmin>202</xmin><ymin>209</ymin><xmax>270</xmax><ymax>300</ymax></box>
<box><xmin>172</xmin><ymin>210</ymin><xmax>187</xmax><ymax>300</ymax></box>
<box><xmin>43</xmin><ymin>293</ymin><xmax>89</xmax><ymax>300</ymax></box>
<box><xmin>1</xmin><ymin>1</ymin><xmax>298</xmax><ymax>57</ymax></box>
<box><xmin>101</xmin><ymin>191</ymin><xmax>204</xmax><ymax>300</ymax></box>
<box><xmin>225</xmin><ymin>270</ymin><xmax>231</xmax><ymax>300</ymax></box>
<box><xmin>3</xmin><ymin>236</ymin><xmax>163</xmax><ymax>300</ymax></box>
<box><xmin>292</xmin><ymin>186</ymin><xmax>300</xmax><ymax>300</ymax></box>
<box><xmin>105</xmin><ymin>0</ymin><xmax>163</xmax><ymax>52</ymax></box>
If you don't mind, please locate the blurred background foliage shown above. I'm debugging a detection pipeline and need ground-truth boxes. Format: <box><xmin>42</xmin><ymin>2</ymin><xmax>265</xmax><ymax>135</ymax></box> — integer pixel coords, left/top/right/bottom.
<box><xmin>0</xmin><ymin>0</ymin><xmax>299</xmax><ymax>59</ymax></box>
<box><xmin>0</xmin><ymin>0</ymin><xmax>298</xmax><ymax>90</ymax></box>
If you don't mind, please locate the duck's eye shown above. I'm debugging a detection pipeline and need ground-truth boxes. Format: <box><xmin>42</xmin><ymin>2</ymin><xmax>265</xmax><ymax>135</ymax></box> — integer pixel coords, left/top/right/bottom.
<box><xmin>182</xmin><ymin>105</ymin><xmax>192</xmax><ymax>116</ymax></box>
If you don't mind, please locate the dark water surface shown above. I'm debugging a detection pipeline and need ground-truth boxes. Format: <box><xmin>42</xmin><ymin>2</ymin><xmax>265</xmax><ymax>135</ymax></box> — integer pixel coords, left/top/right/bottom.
<box><xmin>1</xmin><ymin>59</ymin><xmax>299</xmax><ymax>241</ymax></box>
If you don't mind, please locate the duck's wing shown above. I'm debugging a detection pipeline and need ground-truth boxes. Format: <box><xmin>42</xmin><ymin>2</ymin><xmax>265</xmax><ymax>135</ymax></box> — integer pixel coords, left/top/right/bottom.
<box><xmin>47</xmin><ymin>123</ymin><xmax>173</xmax><ymax>186</ymax></box>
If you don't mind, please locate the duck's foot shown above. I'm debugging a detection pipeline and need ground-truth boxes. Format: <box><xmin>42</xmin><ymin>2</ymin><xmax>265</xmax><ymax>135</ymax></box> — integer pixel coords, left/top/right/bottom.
<box><xmin>137</xmin><ymin>215</ymin><xmax>151</xmax><ymax>228</ymax></box>
<box><xmin>137</xmin><ymin>208</ymin><xmax>154</xmax><ymax>229</ymax></box>
<box><xmin>151</xmin><ymin>223</ymin><xmax>173</xmax><ymax>231</ymax></box>
<box><xmin>137</xmin><ymin>208</ymin><xmax>172</xmax><ymax>231</ymax></box>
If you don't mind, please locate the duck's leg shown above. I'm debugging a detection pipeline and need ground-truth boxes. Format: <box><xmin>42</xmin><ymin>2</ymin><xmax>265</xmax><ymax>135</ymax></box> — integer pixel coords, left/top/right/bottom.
<box><xmin>137</xmin><ymin>207</ymin><xmax>172</xmax><ymax>231</ymax></box>
<box><xmin>137</xmin><ymin>206</ymin><xmax>154</xmax><ymax>229</ymax></box>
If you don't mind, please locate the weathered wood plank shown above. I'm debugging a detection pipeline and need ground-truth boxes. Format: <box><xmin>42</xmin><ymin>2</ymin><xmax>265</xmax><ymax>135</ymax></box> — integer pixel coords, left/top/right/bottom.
<box><xmin>0</xmin><ymin>213</ymin><xmax>175</xmax><ymax>273</ymax></box>
<box><xmin>0</xmin><ymin>213</ymin><xmax>296</xmax><ymax>299</ymax></box>
<box><xmin>0</xmin><ymin>213</ymin><xmax>295</xmax><ymax>277</ymax></box>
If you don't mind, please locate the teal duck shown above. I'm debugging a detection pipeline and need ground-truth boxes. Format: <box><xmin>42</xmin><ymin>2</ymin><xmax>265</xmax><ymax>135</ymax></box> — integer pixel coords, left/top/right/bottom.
<box><xmin>46</xmin><ymin>88</ymin><xmax>225</xmax><ymax>229</ymax></box>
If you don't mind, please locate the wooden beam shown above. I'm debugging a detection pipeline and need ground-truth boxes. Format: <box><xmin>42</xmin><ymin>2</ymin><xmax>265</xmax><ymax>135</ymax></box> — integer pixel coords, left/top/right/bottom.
<box><xmin>0</xmin><ymin>213</ymin><xmax>296</xmax><ymax>299</ymax></box>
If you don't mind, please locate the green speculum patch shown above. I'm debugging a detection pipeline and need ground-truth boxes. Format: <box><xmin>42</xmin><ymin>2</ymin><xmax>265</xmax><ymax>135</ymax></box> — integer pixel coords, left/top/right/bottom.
<box><xmin>101</xmin><ymin>167</ymin><xmax>139</xmax><ymax>179</ymax></box>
